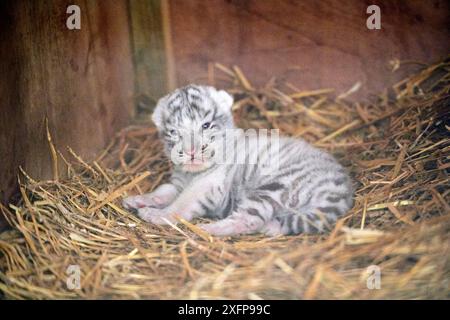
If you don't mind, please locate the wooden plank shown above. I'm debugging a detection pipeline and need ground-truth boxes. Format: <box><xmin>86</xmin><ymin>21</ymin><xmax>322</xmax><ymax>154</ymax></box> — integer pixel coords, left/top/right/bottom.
<box><xmin>128</xmin><ymin>0</ymin><xmax>170</xmax><ymax>109</ymax></box>
<box><xmin>0</xmin><ymin>0</ymin><xmax>134</xmax><ymax>220</ymax></box>
<box><xmin>161</xmin><ymin>0</ymin><xmax>177</xmax><ymax>91</ymax></box>
<box><xmin>168</xmin><ymin>0</ymin><xmax>450</xmax><ymax>100</ymax></box>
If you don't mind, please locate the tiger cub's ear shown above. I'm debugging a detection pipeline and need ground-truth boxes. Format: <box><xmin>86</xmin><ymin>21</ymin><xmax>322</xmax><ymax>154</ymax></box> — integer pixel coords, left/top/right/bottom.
<box><xmin>207</xmin><ymin>87</ymin><xmax>234</xmax><ymax>113</ymax></box>
<box><xmin>151</xmin><ymin>95</ymin><xmax>169</xmax><ymax>129</ymax></box>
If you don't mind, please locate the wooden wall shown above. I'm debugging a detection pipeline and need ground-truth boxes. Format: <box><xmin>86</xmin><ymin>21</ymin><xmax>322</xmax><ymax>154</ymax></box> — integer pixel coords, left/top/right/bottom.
<box><xmin>0</xmin><ymin>0</ymin><xmax>135</xmax><ymax>208</ymax></box>
<box><xmin>168</xmin><ymin>0</ymin><xmax>450</xmax><ymax>99</ymax></box>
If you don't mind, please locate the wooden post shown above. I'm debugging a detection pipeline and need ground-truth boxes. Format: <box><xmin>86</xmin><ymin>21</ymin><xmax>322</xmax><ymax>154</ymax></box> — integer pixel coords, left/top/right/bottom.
<box><xmin>128</xmin><ymin>0</ymin><xmax>175</xmax><ymax>112</ymax></box>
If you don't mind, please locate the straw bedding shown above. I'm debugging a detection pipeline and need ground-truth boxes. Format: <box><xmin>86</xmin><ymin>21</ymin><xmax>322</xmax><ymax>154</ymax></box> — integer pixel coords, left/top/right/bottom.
<box><xmin>0</xmin><ymin>57</ymin><xmax>449</xmax><ymax>299</ymax></box>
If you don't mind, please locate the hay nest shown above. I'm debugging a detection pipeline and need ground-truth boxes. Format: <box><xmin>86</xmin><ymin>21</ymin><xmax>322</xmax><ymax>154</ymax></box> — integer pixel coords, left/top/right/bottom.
<box><xmin>1</xmin><ymin>57</ymin><xmax>449</xmax><ymax>299</ymax></box>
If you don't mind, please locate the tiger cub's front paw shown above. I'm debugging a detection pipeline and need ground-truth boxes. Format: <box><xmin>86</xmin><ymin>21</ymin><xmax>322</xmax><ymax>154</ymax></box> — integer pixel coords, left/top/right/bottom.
<box><xmin>122</xmin><ymin>194</ymin><xmax>166</xmax><ymax>210</ymax></box>
<box><xmin>137</xmin><ymin>207</ymin><xmax>175</xmax><ymax>225</ymax></box>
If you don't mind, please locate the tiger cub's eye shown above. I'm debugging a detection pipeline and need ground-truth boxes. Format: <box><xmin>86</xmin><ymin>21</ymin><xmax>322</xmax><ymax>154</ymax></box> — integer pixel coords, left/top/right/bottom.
<box><xmin>202</xmin><ymin>122</ymin><xmax>211</xmax><ymax>130</ymax></box>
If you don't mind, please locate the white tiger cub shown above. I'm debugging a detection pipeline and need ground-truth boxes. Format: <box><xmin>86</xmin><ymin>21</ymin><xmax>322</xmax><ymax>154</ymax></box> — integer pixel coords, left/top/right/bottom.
<box><xmin>122</xmin><ymin>85</ymin><xmax>354</xmax><ymax>236</ymax></box>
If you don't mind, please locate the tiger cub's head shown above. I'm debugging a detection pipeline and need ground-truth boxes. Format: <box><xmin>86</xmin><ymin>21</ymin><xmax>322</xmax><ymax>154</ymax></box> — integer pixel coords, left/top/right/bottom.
<box><xmin>152</xmin><ymin>85</ymin><xmax>235</xmax><ymax>172</ymax></box>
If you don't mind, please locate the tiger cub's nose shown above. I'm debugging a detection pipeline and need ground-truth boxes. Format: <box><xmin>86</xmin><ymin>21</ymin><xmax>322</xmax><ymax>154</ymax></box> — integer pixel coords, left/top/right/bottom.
<box><xmin>184</xmin><ymin>146</ymin><xmax>196</xmax><ymax>156</ymax></box>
